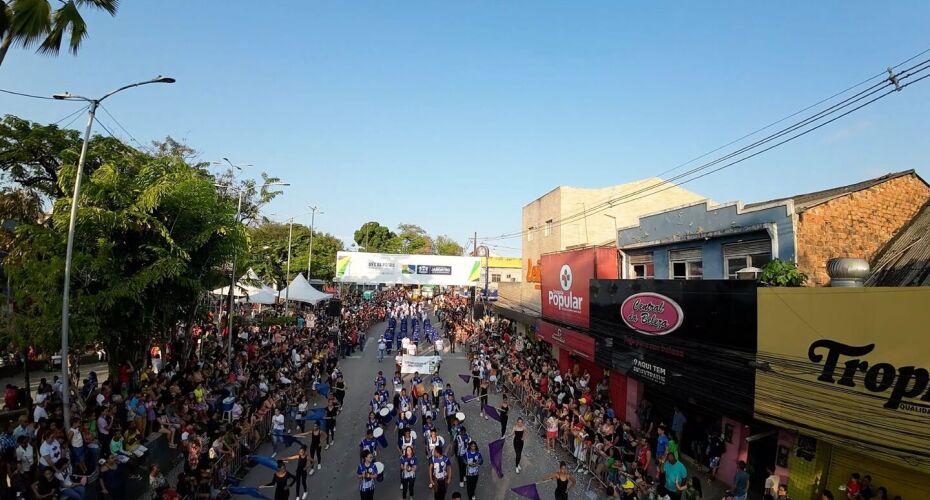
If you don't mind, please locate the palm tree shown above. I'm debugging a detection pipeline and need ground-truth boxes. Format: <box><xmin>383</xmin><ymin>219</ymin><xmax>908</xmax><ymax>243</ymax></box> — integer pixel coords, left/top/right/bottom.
<box><xmin>0</xmin><ymin>0</ymin><xmax>119</xmax><ymax>68</ymax></box>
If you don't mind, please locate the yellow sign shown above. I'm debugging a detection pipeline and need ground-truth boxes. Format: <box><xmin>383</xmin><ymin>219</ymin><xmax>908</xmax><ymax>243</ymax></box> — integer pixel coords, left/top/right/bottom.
<box><xmin>756</xmin><ymin>287</ymin><xmax>930</xmax><ymax>474</ymax></box>
<box><xmin>486</xmin><ymin>257</ymin><xmax>522</xmax><ymax>269</ymax></box>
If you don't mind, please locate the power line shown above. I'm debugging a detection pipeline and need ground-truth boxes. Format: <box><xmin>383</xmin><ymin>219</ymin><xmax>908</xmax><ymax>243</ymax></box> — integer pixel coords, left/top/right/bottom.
<box><xmin>479</xmin><ymin>56</ymin><xmax>930</xmax><ymax>242</ymax></box>
<box><xmin>93</xmin><ymin>116</ymin><xmax>117</xmax><ymax>139</ymax></box>
<box><xmin>99</xmin><ymin>105</ymin><xmax>145</xmax><ymax>149</ymax></box>
<box><xmin>53</xmin><ymin>105</ymin><xmax>89</xmax><ymax>127</ymax></box>
<box><xmin>0</xmin><ymin>88</ymin><xmax>56</xmax><ymax>100</ymax></box>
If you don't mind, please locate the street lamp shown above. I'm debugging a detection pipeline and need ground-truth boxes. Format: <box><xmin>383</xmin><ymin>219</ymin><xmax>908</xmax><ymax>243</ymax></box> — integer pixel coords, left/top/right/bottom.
<box><xmin>216</xmin><ymin>181</ymin><xmax>289</xmax><ymax>364</ymax></box>
<box><xmin>306</xmin><ymin>206</ymin><xmax>323</xmax><ymax>279</ymax></box>
<box><xmin>211</xmin><ymin>158</ymin><xmax>253</xmax><ymax>171</ymax></box>
<box><xmin>53</xmin><ymin>76</ymin><xmax>175</xmax><ymax>430</ymax></box>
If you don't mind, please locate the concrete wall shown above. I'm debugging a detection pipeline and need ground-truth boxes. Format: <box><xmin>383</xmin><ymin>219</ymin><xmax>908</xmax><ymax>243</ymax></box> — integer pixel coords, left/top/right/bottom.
<box><xmin>795</xmin><ymin>173</ymin><xmax>930</xmax><ymax>286</ymax></box>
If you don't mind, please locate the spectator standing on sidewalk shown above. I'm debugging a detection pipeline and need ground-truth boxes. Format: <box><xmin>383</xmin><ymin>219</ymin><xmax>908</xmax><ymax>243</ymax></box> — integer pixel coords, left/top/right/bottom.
<box><xmin>733</xmin><ymin>460</ymin><xmax>750</xmax><ymax>500</ymax></box>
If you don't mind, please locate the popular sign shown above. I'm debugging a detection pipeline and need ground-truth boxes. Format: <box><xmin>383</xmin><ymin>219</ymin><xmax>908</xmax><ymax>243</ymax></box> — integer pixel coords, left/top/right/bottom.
<box><xmin>540</xmin><ymin>249</ymin><xmax>596</xmax><ymax>328</ymax></box>
<box><xmin>620</xmin><ymin>292</ymin><xmax>684</xmax><ymax>335</ymax></box>
<box><xmin>755</xmin><ymin>287</ymin><xmax>930</xmax><ymax>474</ymax></box>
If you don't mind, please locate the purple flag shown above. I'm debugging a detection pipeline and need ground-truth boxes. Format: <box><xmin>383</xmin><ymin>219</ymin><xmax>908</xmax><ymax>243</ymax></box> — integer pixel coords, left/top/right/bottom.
<box><xmin>483</xmin><ymin>405</ymin><xmax>501</xmax><ymax>422</ymax></box>
<box><xmin>462</xmin><ymin>394</ymin><xmax>478</xmax><ymax>403</ymax></box>
<box><xmin>511</xmin><ymin>483</ymin><xmax>541</xmax><ymax>500</ymax></box>
<box><xmin>247</xmin><ymin>455</ymin><xmax>278</xmax><ymax>471</ymax></box>
<box><xmin>488</xmin><ymin>438</ymin><xmax>505</xmax><ymax>478</ymax></box>
<box><xmin>229</xmin><ymin>486</ymin><xmax>271</xmax><ymax>499</ymax></box>
<box><xmin>458</xmin><ymin>373</ymin><xmax>472</xmax><ymax>383</ymax></box>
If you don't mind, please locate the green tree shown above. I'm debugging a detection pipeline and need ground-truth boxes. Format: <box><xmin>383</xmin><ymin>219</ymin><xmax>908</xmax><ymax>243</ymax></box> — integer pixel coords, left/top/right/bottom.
<box><xmin>396</xmin><ymin>223</ymin><xmax>432</xmax><ymax>254</ymax></box>
<box><xmin>434</xmin><ymin>235</ymin><xmax>463</xmax><ymax>256</ymax></box>
<box><xmin>353</xmin><ymin>221</ymin><xmax>395</xmax><ymax>252</ymax></box>
<box><xmin>247</xmin><ymin>222</ymin><xmax>344</xmax><ymax>285</ymax></box>
<box><xmin>0</xmin><ymin>0</ymin><xmax>119</xmax><ymax>68</ymax></box>
<box><xmin>759</xmin><ymin>259</ymin><xmax>808</xmax><ymax>287</ymax></box>
<box><xmin>7</xmin><ymin>134</ymin><xmax>244</xmax><ymax>366</ymax></box>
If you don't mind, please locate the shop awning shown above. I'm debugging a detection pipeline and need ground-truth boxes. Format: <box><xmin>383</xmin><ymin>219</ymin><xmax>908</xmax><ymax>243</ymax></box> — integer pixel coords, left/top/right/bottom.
<box><xmin>490</xmin><ymin>302</ymin><xmax>539</xmax><ymax>326</ymax></box>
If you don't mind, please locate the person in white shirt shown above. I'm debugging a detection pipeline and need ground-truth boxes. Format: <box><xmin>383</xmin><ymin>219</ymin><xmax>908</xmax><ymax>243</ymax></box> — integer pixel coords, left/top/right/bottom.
<box><xmin>271</xmin><ymin>407</ymin><xmax>286</xmax><ymax>457</ymax></box>
<box><xmin>15</xmin><ymin>435</ymin><xmax>34</xmax><ymax>474</ymax></box>
<box><xmin>764</xmin><ymin>467</ymin><xmax>780</xmax><ymax>497</ymax></box>
<box><xmin>33</xmin><ymin>401</ymin><xmax>48</xmax><ymax>423</ymax></box>
<box><xmin>38</xmin><ymin>434</ymin><xmax>62</xmax><ymax>471</ymax></box>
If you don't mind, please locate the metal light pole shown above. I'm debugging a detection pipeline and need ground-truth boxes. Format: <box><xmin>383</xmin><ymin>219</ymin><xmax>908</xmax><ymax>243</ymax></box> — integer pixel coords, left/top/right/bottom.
<box><xmin>53</xmin><ymin>76</ymin><xmax>175</xmax><ymax>430</ymax></box>
<box><xmin>285</xmin><ymin>218</ymin><xmax>293</xmax><ymax>310</ymax></box>
<box><xmin>306</xmin><ymin>206</ymin><xmax>322</xmax><ymax>278</ymax></box>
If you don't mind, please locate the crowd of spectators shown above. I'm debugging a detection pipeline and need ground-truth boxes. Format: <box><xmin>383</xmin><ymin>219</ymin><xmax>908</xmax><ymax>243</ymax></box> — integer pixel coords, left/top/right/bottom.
<box><xmin>0</xmin><ymin>290</ymin><xmax>388</xmax><ymax>500</ymax></box>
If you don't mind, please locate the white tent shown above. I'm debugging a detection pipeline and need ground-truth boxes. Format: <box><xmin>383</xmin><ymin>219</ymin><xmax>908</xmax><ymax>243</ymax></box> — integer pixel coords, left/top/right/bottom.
<box><xmin>237</xmin><ymin>288</ymin><xmax>278</xmax><ymax>305</ymax></box>
<box><xmin>212</xmin><ymin>268</ymin><xmax>278</xmax><ymax>298</ymax></box>
<box><xmin>280</xmin><ymin>273</ymin><xmax>333</xmax><ymax>304</ymax></box>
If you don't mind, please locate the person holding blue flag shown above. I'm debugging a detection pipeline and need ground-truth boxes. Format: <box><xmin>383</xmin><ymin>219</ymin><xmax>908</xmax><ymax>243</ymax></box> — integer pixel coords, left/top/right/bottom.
<box><xmin>357</xmin><ymin>451</ymin><xmax>377</xmax><ymax>500</ymax></box>
<box><xmin>464</xmin><ymin>440</ymin><xmax>484</xmax><ymax>500</ymax></box>
<box><xmin>325</xmin><ymin>398</ymin><xmax>339</xmax><ymax>450</ymax></box>
<box><xmin>264</xmin><ymin>460</ymin><xmax>296</xmax><ymax>500</ymax></box>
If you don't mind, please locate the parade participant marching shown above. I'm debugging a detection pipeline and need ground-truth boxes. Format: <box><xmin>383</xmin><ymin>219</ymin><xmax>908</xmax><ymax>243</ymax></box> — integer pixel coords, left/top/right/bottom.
<box><xmin>366</xmin><ymin>412</ymin><xmax>381</xmax><ymax>433</ymax></box>
<box><xmin>282</xmin><ymin>445</ymin><xmax>310</xmax><ymax>499</ymax></box>
<box><xmin>430</xmin><ymin>373</ymin><xmax>444</xmax><ymax>407</ymax></box>
<box><xmin>550</xmin><ymin>461</ymin><xmax>576</xmax><ymax>500</ymax></box>
<box><xmin>378</xmin><ymin>336</ymin><xmax>387</xmax><ymax>363</ymax></box>
<box><xmin>398</xmin><ymin>427</ymin><xmax>417</xmax><ymax>456</ymax></box>
<box><xmin>454</xmin><ymin>426</ymin><xmax>472</xmax><ymax>488</ymax></box>
<box><xmin>264</xmin><ymin>460</ymin><xmax>297</xmax><ymax>500</ymax></box>
<box><xmin>360</xmin><ymin>428</ymin><xmax>379</xmax><ymax>459</ymax></box>
<box><xmin>428</xmin><ymin>445</ymin><xmax>454</xmax><ymax>500</ymax></box>
<box><xmin>334</xmin><ymin>375</ymin><xmax>347</xmax><ymax>407</ymax></box>
<box><xmin>398</xmin><ymin>388</ymin><xmax>413</xmax><ymax>414</ymax></box>
<box><xmin>400</xmin><ymin>445</ymin><xmax>418</xmax><ymax>499</ymax></box>
<box><xmin>393</xmin><ymin>370</ymin><xmax>404</xmax><ymax>395</ymax></box>
<box><xmin>498</xmin><ymin>395</ymin><xmax>510</xmax><ymax>437</ymax></box>
<box><xmin>464</xmin><ymin>441</ymin><xmax>484</xmax><ymax>500</ymax></box>
<box><xmin>411</xmin><ymin>372</ymin><xmax>424</xmax><ymax>406</ymax></box>
<box><xmin>426</xmin><ymin>428</ymin><xmax>445</xmax><ymax>459</ymax></box>
<box><xmin>325</xmin><ymin>398</ymin><xmax>339</xmax><ymax>450</ymax></box>
<box><xmin>375</xmin><ymin>371</ymin><xmax>387</xmax><ymax>389</ymax></box>
<box><xmin>357</xmin><ymin>451</ymin><xmax>378</xmax><ymax>500</ymax></box>
<box><xmin>513</xmin><ymin>417</ymin><xmax>526</xmax><ymax>474</ymax></box>
<box><xmin>478</xmin><ymin>378</ymin><xmax>490</xmax><ymax>419</ymax></box>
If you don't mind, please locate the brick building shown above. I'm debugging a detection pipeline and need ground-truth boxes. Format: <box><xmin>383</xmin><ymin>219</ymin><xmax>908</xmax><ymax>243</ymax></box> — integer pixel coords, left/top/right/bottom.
<box><xmin>614</xmin><ymin>170</ymin><xmax>929</xmax><ymax>284</ymax></box>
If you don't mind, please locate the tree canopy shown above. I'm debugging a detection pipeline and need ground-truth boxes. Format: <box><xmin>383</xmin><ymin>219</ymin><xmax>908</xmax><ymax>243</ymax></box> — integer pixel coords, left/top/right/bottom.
<box><xmin>246</xmin><ymin>221</ymin><xmax>344</xmax><ymax>285</ymax></box>
<box><xmin>351</xmin><ymin>221</ymin><xmax>462</xmax><ymax>256</ymax></box>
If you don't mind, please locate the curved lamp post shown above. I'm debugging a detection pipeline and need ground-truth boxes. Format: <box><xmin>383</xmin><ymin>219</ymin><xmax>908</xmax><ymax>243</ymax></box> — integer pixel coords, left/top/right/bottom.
<box><xmin>53</xmin><ymin>76</ymin><xmax>175</xmax><ymax>430</ymax></box>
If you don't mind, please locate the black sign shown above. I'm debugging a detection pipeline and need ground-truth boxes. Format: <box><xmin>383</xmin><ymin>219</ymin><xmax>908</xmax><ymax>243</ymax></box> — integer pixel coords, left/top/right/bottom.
<box><xmin>589</xmin><ymin>279</ymin><xmax>758</xmax><ymax>419</ymax></box>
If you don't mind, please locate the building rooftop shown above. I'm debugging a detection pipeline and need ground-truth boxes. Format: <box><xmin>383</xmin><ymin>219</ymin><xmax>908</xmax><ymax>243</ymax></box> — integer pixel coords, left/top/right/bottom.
<box><xmin>745</xmin><ymin>170</ymin><xmax>923</xmax><ymax>212</ymax></box>
<box><xmin>866</xmin><ymin>200</ymin><xmax>930</xmax><ymax>286</ymax></box>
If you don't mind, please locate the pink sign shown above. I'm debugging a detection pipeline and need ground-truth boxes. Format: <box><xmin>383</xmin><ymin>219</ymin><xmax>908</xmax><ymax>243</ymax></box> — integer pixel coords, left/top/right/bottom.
<box><xmin>620</xmin><ymin>292</ymin><xmax>684</xmax><ymax>336</ymax></box>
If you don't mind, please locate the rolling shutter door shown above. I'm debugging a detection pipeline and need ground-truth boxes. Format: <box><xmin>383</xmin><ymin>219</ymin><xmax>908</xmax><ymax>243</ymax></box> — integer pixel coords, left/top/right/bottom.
<box><xmin>669</xmin><ymin>248</ymin><xmax>702</xmax><ymax>262</ymax></box>
<box><xmin>723</xmin><ymin>240</ymin><xmax>771</xmax><ymax>258</ymax></box>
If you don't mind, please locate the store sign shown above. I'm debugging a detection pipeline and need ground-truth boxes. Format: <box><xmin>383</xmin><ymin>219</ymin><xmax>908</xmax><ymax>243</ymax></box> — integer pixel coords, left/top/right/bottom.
<box><xmin>756</xmin><ymin>287</ymin><xmax>930</xmax><ymax>474</ymax></box>
<box><xmin>536</xmin><ymin>320</ymin><xmax>595</xmax><ymax>361</ymax></box>
<box><xmin>590</xmin><ymin>279</ymin><xmax>758</xmax><ymax>419</ymax></box>
<box><xmin>620</xmin><ymin>292</ymin><xmax>684</xmax><ymax>335</ymax></box>
<box><xmin>541</xmin><ymin>249</ymin><xmax>595</xmax><ymax>328</ymax></box>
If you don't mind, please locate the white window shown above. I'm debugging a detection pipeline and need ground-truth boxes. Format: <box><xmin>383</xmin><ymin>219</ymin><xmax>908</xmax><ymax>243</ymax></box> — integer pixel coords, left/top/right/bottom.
<box><xmin>669</xmin><ymin>248</ymin><xmax>703</xmax><ymax>280</ymax></box>
<box><xmin>527</xmin><ymin>227</ymin><xmax>533</xmax><ymax>242</ymax></box>
<box><xmin>628</xmin><ymin>253</ymin><xmax>654</xmax><ymax>279</ymax></box>
<box><xmin>491</xmin><ymin>274</ymin><xmax>501</xmax><ymax>283</ymax></box>
<box><xmin>544</xmin><ymin>220</ymin><xmax>553</xmax><ymax>237</ymax></box>
<box><xmin>724</xmin><ymin>240</ymin><xmax>772</xmax><ymax>279</ymax></box>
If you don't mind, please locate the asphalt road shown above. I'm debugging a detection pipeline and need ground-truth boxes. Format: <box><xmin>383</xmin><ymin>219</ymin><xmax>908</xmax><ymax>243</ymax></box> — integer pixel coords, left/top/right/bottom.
<box><xmin>238</xmin><ymin>317</ymin><xmax>591</xmax><ymax>500</ymax></box>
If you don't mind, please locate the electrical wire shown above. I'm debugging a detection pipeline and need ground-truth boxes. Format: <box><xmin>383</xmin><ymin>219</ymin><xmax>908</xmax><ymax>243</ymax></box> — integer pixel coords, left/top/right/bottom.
<box><xmin>478</xmin><ymin>52</ymin><xmax>930</xmax><ymax>242</ymax></box>
<box><xmin>0</xmin><ymin>88</ymin><xmax>56</xmax><ymax>100</ymax></box>
<box><xmin>53</xmin><ymin>105</ymin><xmax>89</xmax><ymax>127</ymax></box>
<box><xmin>93</xmin><ymin>116</ymin><xmax>117</xmax><ymax>139</ymax></box>
<box><xmin>100</xmin><ymin>104</ymin><xmax>145</xmax><ymax>149</ymax></box>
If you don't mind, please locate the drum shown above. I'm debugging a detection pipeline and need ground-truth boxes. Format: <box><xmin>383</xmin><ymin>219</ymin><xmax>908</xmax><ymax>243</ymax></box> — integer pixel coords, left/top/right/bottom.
<box><xmin>386</xmin><ymin>404</ymin><xmax>395</xmax><ymax>419</ymax></box>
<box><xmin>375</xmin><ymin>462</ymin><xmax>385</xmax><ymax>482</ymax></box>
<box><xmin>373</xmin><ymin>427</ymin><xmax>389</xmax><ymax>448</ymax></box>
<box><xmin>405</xmin><ymin>410</ymin><xmax>417</xmax><ymax>425</ymax></box>
<box><xmin>410</xmin><ymin>430</ymin><xmax>417</xmax><ymax>442</ymax></box>
<box><xmin>455</xmin><ymin>411</ymin><xmax>466</xmax><ymax>422</ymax></box>
<box><xmin>378</xmin><ymin>407</ymin><xmax>392</xmax><ymax>424</ymax></box>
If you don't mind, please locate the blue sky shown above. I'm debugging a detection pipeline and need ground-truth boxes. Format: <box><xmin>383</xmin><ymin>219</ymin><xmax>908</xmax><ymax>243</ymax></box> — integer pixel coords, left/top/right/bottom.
<box><xmin>2</xmin><ymin>1</ymin><xmax>929</xmax><ymax>255</ymax></box>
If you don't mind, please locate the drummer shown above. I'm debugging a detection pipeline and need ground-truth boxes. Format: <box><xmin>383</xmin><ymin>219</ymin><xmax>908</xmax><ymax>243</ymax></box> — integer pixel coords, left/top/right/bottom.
<box><xmin>357</xmin><ymin>451</ymin><xmax>377</xmax><ymax>500</ymax></box>
<box><xmin>398</xmin><ymin>426</ymin><xmax>416</xmax><ymax>454</ymax></box>
<box><xmin>426</xmin><ymin>428</ymin><xmax>445</xmax><ymax>458</ymax></box>
<box><xmin>377</xmin><ymin>383</ymin><xmax>390</xmax><ymax>405</ymax></box>
<box><xmin>392</xmin><ymin>370</ymin><xmax>404</xmax><ymax>393</ymax></box>
<box><xmin>359</xmin><ymin>428</ymin><xmax>379</xmax><ymax>458</ymax></box>
<box><xmin>422</xmin><ymin>415</ymin><xmax>436</xmax><ymax>440</ymax></box>
<box><xmin>411</xmin><ymin>372</ymin><xmax>424</xmax><ymax>405</ymax></box>
<box><xmin>365</xmin><ymin>412</ymin><xmax>380</xmax><ymax>433</ymax></box>
<box><xmin>396</xmin><ymin>410</ymin><xmax>415</xmax><ymax>442</ymax></box>
<box><xmin>397</xmin><ymin>388</ymin><xmax>413</xmax><ymax>414</ymax></box>
<box><xmin>443</xmin><ymin>396</ymin><xmax>460</xmax><ymax>433</ymax></box>
<box><xmin>428</xmin><ymin>445</ymin><xmax>454</xmax><ymax>500</ymax></box>
<box><xmin>375</xmin><ymin>371</ymin><xmax>386</xmax><ymax>389</ymax></box>
<box><xmin>430</xmin><ymin>373</ymin><xmax>443</xmax><ymax>406</ymax></box>
<box><xmin>454</xmin><ymin>426</ymin><xmax>472</xmax><ymax>487</ymax></box>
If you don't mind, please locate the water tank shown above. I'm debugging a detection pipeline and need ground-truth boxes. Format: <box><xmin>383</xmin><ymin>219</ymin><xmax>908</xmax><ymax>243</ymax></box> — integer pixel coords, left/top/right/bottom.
<box><xmin>826</xmin><ymin>258</ymin><xmax>870</xmax><ymax>287</ymax></box>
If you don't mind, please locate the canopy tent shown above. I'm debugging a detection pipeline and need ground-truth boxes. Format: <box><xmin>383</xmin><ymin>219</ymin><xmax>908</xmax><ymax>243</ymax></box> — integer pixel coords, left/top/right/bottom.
<box><xmin>236</xmin><ymin>288</ymin><xmax>278</xmax><ymax>305</ymax></box>
<box><xmin>280</xmin><ymin>273</ymin><xmax>333</xmax><ymax>304</ymax></box>
<box><xmin>212</xmin><ymin>268</ymin><xmax>278</xmax><ymax>298</ymax></box>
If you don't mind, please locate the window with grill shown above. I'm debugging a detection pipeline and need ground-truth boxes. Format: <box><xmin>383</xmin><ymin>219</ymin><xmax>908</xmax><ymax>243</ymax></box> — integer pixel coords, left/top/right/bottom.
<box><xmin>724</xmin><ymin>240</ymin><xmax>772</xmax><ymax>279</ymax></box>
<box><xmin>628</xmin><ymin>253</ymin><xmax>654</xmax><ymax>279</ymax></box>
<box><xmin>669</xmin><ymin>248</ymin><xmax>703</xmax><ymax>280</ymax></box>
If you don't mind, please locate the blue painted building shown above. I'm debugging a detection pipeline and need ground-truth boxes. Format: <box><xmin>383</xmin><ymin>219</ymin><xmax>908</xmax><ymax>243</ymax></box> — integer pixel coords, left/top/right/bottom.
<box><xmin>616</xmin><ymin>199</ymin><xmax>793</xmax><ymax>280</ymax></box>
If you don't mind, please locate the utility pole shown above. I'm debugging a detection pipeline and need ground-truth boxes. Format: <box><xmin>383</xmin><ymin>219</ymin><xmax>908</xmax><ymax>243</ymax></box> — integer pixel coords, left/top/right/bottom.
<box><xmin>284</xmin><ymin>218</ymin><xmax>293</xmax><ymax>310</ymax></box>
<box><xmin>307</xmin><ymin>206</ymin><xmax>321</xmax><ymax>277</ymax></box>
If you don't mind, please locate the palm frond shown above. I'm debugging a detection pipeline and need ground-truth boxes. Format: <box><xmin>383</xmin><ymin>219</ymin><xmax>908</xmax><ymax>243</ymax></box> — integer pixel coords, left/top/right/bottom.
<box><xmin>0</xmin><ymin>2</ymin><xmax>12</xmax><ymax>37</ymax></box>
<box><xmin>9</xmin><ymin>0</ymin><xmax>51</xmax><ymax>49</ymax></box>
<box><xmin>38</xmin><ymin>0</ymin><xmax>85</xmax><ymax>55</ymax></box>
<box><xmin>74</xmin><ymin>0</ymin><xmax>116</xmax><ymax>16</ymax></box>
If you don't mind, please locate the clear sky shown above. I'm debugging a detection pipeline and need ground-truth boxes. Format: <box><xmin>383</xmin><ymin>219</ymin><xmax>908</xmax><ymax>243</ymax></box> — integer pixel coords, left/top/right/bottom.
<box><xmin>3</xmin><ymin>1</ymin><xmax>929</xmax><ymax>256</ymax></box>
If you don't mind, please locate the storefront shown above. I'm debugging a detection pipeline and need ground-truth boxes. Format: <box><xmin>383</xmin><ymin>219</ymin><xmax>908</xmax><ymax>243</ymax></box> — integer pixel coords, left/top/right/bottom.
<box><xmin>589</xmin><ymin>279</ymin><xmax>760</xmax><ymax>487</ymax></box>
<box><xmin>756</xmin><ymin>287</ymin><xmax>930</xmax><ymax>500</ymax></box>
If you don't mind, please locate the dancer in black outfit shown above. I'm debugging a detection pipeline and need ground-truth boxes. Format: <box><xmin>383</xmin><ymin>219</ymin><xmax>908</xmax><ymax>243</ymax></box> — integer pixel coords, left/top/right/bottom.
<box><xmin>325</xmin><ymin>398</ymin><xmax>338</xmax><ymax>450</ymax></box>
<box><xmin>499</xmin><ymin>395</ymin><xmax>510</xmax><ymax>437</ymax></box>
<box><xmin>308</xmin><ymin>422</ymin><xmax>323</xmax><ymax>471</ymax></box>
<box><xmin>265</xmin><ymin>460</ymin><xmax>297</xmax><ymax>500</ymax></box>
<box><xmin>283</xmin><ymin>445</ymin><xmax>309</xmax><ymax>500</ymax></box>
<box><xmin>550</xmin><ymin>461</ymin><xmax>575</xmax><ymax>500</ymax></box>
<box><xmin>513</xmin><ymin>417</ymin><xmax>526</xmax><ymax>474</ymax></box>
